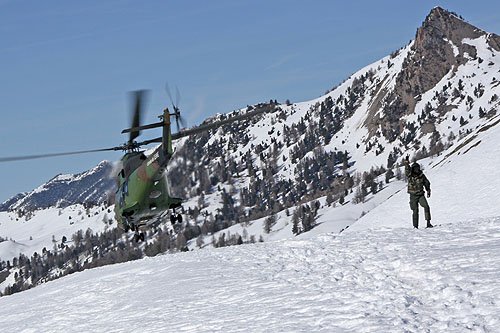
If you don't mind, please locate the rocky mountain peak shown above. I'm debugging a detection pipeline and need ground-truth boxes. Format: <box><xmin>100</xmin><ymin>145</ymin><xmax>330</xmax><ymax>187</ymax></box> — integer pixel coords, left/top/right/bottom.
<box><xmin>418</xmin><ymin>6</ymin><xmax>500</xmax><ymax>53</ymax></box>
<box><xmin>368</xmin><ymin>6</ymin><xmax>500</xmax><ymax>144</ymax></box>
<box><xmin>415</xmin><ymin>7</ymin><xmax>482</xmax><ymax>54</ymax></box>
<box><xmin>405</xmin><ymin>8</ymin><xmax>484</xmax><ymax>96</ymax></box>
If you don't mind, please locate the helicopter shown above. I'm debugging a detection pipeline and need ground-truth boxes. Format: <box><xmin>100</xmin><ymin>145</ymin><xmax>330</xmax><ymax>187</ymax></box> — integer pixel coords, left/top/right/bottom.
<box><xmin>0</xmin><ymin>87</ymin><xmax>275</xmax><ymax>242</ymax></box>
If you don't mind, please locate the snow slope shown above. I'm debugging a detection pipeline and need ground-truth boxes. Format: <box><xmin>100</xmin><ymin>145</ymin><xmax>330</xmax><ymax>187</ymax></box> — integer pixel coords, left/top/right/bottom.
<box><xmin>200</xmin><ymin>110</ymin><xmax>500</xmax><ymax>245</ymax></box>
<box><xmin>0</xmin><ymin>204</ymin><xmax>113</xmax><ymax>261</ymax></box>
<box><xmin>349</xmin><ymin>114</ymin><xmax>500</xmax><ymax>232</ymax></box>
<box><xmin>0</xmin><ymin>217</ymin><xmax>499</xmax><ymax>332</ymax></box>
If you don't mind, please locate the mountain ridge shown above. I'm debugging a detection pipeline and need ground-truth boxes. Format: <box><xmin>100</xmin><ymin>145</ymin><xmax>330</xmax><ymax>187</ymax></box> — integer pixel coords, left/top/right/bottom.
<box><xmin>0</xmin><ymin>160</ymin><xmax>116</xmax><ymax>212</ymax></box>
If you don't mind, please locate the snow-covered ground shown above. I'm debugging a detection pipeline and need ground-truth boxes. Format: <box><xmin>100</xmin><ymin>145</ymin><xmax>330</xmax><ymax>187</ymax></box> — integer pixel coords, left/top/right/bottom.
<box><xmin>350</xmin><ymin>114</ymin><xmax>500</xmax><ymax>232</ymax></box>
<box><xmin>0</xmin><ymin>217</ymin><xmax>499</xmax><ymax>332</ymax></box>
<box><xmin>0</xmin><ymin>204</ymin><xmax>112</xmax><ymax>261</ymax></box>
<box><xmin>190</xmin><ymin>113</ymin><xmax>500</xmax><ymax>249</ymax></box>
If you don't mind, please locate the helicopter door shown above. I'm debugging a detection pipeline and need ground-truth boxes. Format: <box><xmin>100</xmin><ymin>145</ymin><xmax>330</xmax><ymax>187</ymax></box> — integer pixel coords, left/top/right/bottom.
<box><xmin>119</xmin><ymin>180</ymin><xmax>128</xmax><ymax>208</ymax></box>
<box><xmin>123</xmin><ymin>180</ymin><xmax>129</xmax><ymax>195</ymax></box>
<box><xmin>117</xmin><ymin>188</ymin><xmax>124</xmax><ymax>208</ymax></box>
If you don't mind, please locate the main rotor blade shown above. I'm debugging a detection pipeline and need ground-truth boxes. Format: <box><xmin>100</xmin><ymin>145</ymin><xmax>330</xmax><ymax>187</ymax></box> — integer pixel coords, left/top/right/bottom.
<box><xmin>129</xmin><ymin>105</ymin><xmax>275</xmax><ymax>146</ymax></box>
<box><xmin>122</xmin><ymin>121</ymin><xmax>164</xmax><ymax>134</ymax></box>
<box><xmin>136</xmin><ymin>137</ymin><xmax>162</xmax><ymax>146</ymax></box>
<box><xmin>129</xmin><ymin>90</ymin><xmax>148</xmax><ymax>143</ymax></box>
<box><xmin>0</xmin><ymin>147</ymin><xmax>121</xmax><ymax>163</ymax></box>
<box><xmin>122</xmin><ymin>113</ymin><xmax>185</xmax><ymax>134</ymax></box>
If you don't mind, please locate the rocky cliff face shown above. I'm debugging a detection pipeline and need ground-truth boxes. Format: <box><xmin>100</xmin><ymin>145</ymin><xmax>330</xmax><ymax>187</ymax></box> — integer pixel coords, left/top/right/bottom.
<box><xmin>369</xmin><ymin>7</ymin><xmax>500</xmax><ymax>143</ymax></box>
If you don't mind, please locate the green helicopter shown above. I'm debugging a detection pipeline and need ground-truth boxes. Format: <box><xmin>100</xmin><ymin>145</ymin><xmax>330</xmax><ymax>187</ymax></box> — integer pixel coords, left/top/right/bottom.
<box><xmin>0</xmin><ymin>87</ymin><xmax>274</xmax><ymax>242</ymax></box>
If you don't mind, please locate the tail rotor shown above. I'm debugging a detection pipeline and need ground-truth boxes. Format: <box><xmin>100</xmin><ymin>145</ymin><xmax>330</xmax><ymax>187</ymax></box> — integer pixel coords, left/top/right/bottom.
<box><xmin>165</xmin><ymin>82</ymin><xmax>186</xmax><ymax>131</ymax></box>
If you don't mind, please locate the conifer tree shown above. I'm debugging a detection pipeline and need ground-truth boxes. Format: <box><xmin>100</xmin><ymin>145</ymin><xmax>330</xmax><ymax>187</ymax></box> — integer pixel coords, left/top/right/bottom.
<box><xmin>292</xmin><ymin>210</ymin><xmax>300</xmax><ymax>235</ymax></box>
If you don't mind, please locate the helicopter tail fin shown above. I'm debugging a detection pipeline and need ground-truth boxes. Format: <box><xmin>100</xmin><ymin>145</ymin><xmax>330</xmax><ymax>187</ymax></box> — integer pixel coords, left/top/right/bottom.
<box><xmin>162</xmin><ymin>108</ymin><xmax>173</xmax><ymax>159</ymax></box>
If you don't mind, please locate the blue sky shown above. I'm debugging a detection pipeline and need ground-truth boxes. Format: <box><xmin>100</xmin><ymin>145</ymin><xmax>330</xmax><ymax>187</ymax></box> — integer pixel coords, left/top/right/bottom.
<box><xmin>1</xmin><ymin>0</ymin><xmax>499</xmax><ymax>202</ymax></box>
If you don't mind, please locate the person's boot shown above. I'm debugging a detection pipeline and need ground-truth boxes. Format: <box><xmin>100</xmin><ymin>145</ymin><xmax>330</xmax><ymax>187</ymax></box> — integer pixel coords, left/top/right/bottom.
<box><xmin>426</xmin><ymin>220</ymin><xmax>433</xmax><ymax>228</ymax></box>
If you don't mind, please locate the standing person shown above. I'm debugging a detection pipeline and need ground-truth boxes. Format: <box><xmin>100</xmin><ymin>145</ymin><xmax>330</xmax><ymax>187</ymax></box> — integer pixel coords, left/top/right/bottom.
<box><xmin>404</xmin><ymin>155</ymin><xmax>432</xmax><ymax>229</ymax></box>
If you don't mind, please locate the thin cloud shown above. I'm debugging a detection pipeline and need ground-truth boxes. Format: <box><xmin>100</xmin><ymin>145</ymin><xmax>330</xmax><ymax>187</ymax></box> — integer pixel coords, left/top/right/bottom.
<box><xmin>0</xmin><ymin>31</ymin><xmax>95</xmax><ymax>54</ymax></box>
<box><xmin>265</xmin><ymin>53</ymin><xmax>300</xmax><ymax>70</ymax></box>
<box><xmin>0</xmin><ymin>10</ymin><xmax>175</xmax><ymax>55</ymax></box>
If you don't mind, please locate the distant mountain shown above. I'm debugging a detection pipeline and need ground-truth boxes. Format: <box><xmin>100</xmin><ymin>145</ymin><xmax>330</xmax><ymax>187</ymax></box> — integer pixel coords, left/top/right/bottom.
<box><xmin>0</xmin><ymin>193</ymin><xmax>27</xmax><ymax>211</ymax></box>
<box><xmin>0</xmin><ymin>161</ymin><xmax>116</xmax><ymax>212</ymax></box>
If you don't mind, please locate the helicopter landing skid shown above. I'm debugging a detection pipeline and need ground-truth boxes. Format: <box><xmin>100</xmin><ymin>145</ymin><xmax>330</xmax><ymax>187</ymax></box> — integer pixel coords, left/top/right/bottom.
<box><xmin>144</xmin><ymin>215</ymin><xmax>165</xmax><ymax>228</ymax></box>
<box><xmin>124</xmin><ymin>221</ymin><xmax>145</xmax><ymax>242</ymax></box>
<box><xmin>169</xmin><ymin>208</ymin><xmax>183</xmax><ymax>225</ymax></box>
<box><xmin>133</xmin><ymin>231</ymin><xmax>145</xmax><ymax>243</ymax></box>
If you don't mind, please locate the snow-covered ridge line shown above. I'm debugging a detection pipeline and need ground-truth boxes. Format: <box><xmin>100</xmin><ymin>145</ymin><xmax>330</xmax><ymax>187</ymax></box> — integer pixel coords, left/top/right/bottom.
<box><xmin>1</xmin><ymin>160</ymin><xmax>115</xmax><ymax>212</ymax></box>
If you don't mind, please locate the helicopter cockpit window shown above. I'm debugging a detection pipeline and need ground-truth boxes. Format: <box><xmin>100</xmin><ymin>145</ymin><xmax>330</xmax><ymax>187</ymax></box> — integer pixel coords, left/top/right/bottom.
<box><xmin>123</xmin><ymin>153</ymin><xmax>144</xmax><ymax>178</ymax></box>
<box><xmin>123</xmin><ymin>180</ymin><xmax>128</xmax><ymax>195</ymax></box>
<box><xmin>117</xmin><ymin>188</ymin><xmax>124</xmax><ymax>208</ymax></box>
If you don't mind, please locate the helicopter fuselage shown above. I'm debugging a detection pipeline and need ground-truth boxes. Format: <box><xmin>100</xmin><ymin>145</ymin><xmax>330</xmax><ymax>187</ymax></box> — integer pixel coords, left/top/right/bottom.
<box><xmin>114</xmin><ymin>147</ymin><xmax>181</xmax><ymax>230</ymax></box>
<box><xmin>113</xmin><ymin>101</ymin><xmax>274</xmax><ymax>231</ymax></box>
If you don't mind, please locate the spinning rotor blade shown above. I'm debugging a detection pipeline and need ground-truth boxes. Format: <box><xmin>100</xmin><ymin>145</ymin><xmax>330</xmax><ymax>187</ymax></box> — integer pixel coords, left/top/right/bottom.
<box><xmin>175</xmin><ymin>85</ymin><xmax>186</xmax><ymax>128</ymax></box>
<box><xmin>165</xmin><ymin>82</ymin><xmax>186</xmax><ymax>131</ymax></box>
<box><xmin>175</xmin><ymin>113</ymin><xmax>180</xmax><ymax>132</ymax></box>
<box><xmin>136</xmin><ymin>137</ymin><xmax>162</xmax><ymax>146</ymax></box>
<box><xmin>129</xmin><ymin>90</ymin><xmax>148</xmax><ymax>143</ymax></box>
<box><xmin>121</xmin><ymin>115</ymin><xmax>186</xmax><ymax>134</ymax></box>
<box><xmin>125</xmin><ymin>104</ymin><xmax>275</xmax><ymax>147</ymax></box>
<box><xmin>122</xmin><ymin>121</ymin><xmax>164</xmax><ymax>133</ymax></box>
<box><xmin>177</xmin><ymin>111</ymin><xmax>187</xmax><ymax>129</ymax></box>
<box><xmin>174</xmin><ymin>106</ymin><xmax>187</xmax><ymax>131</ymax></box>
<box><xmin>165</xmin><ymin>82</ymin><xmax>175</xmax><ymax>108</ymax></box>
<box><xmin>0</xmin><ymin>147</ymin><xmax>122</xmax><ymax>163</ymax></box>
